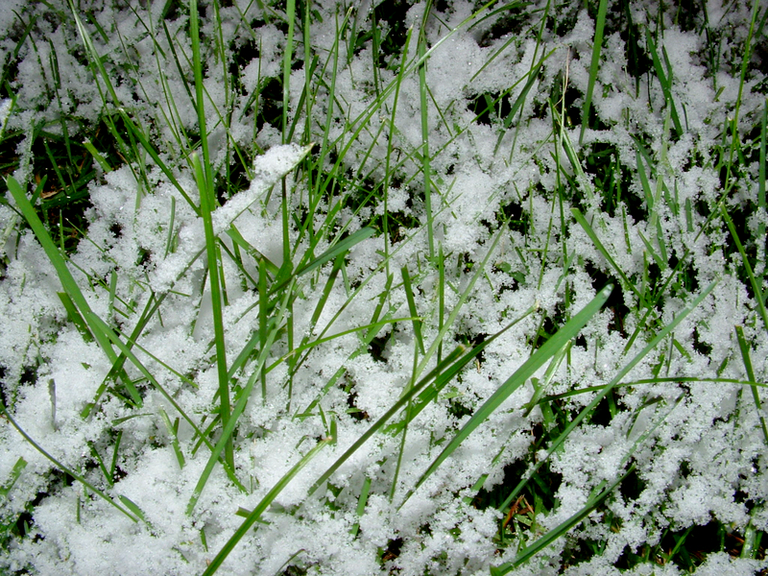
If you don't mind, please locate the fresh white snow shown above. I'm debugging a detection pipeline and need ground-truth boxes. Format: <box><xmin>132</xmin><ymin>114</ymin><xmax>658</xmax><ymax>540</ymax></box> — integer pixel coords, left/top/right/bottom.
<box><xmin>1</xmin><ymin>0</ymin><xmax>767</xmax><ymax>574</ymax></box>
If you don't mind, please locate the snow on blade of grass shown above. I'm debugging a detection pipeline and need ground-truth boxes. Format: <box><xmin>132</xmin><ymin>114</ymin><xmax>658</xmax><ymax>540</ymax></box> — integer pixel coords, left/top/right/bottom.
<box><xmin>1</xmin><ymin>0</ymin><xmax>768</xmax><ymax>575</ymax></box>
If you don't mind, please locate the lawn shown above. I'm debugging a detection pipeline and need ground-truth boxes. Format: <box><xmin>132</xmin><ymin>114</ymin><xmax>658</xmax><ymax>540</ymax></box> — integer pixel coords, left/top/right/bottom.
<box><xmin>1</xmin><ymin>0</ymin><xmax>767</xmax><ymax>574</ymax></box>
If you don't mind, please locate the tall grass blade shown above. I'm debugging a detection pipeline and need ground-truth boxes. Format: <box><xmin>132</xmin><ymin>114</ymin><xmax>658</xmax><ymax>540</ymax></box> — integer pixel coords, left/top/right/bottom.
<box><xmin>418</xmin><ymin>0</ymin><xmax>435</xmax><ymax>260</ymax></box>
<box><xmin>644</xmin><ymin>30</ymin><xmax>683</xmax><ymax>139</ymax></box>
<box><xmin>7</xmin><ymin>176</ymin><xmax>123</xmax><ymax>369</ymax></box>
<box><xmin>401</xmin><ymin>265</ymin><xmax>425</xmax><ymax>355</ymax></box>
<box><xmin>572</xmin><ymin>207</ymin><xmax>638</xmax><ymax>299</ymax></box>
<box><xmin>0</xmin><ymin>403</ymin><xmax>138</xmax><ymax>522</ymax></box>
<box><xmin>720</xmin><ymin>204</ymin><xmax>768</xmax><ymax>331</ymax></box>
<box><xmin>187</xmin><ymin>285</ymin><xmax>293</xmax><ymax>515</ymax></box>
<box><xmin>492</xmin><ymin>465</ymin><xmax>635</xmax><ymax>574</ymax></box>
<box><xmin>579</xmin><ymin>0</ymin><xmax>608</xmax><ymax>145</ymax></box>
<box><xmin>192</xmin><ymin>152</ymin><xmax>233</xmax><ymax>468</ymax></box>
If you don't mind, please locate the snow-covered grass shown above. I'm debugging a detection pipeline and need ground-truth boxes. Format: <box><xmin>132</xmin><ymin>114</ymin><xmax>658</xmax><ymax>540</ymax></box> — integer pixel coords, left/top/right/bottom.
<box><xmin>1</xmin><ymin>0</ymin><xmax>767</xmax><ymax>574</ymax></box>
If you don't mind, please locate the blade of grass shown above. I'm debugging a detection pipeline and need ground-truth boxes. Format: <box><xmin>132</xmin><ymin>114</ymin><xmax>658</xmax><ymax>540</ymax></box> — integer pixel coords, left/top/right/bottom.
<box><xmin>492</xmin><ymin>465</ymin><xmax>636</xmax><ymax>574</ymax></box>
<box><xmin>258</xmin><ymin>256</ymin><xmax>268</xmax><ymax>401</ymax></box>
<box><xmin>282</xmin><ymin>0</ymin><xmax>296</xmax><ymax>143</ymax></box>
<box><xmin>720</xmin><ymin>204</ymin><xmax>768</xmax><ymax>331</ymax></box>
<box><xmin>497</xmin><ymin>279</ymin><xmax>719</xmax><ymax>514</ymax></box>
<box><xmin>159</xmin><ymin>408</ymin><xmax>186</xmax><ymax>469</ymax></box>
<box><xmin>268</xmin><ymin>227</ymin><xmax>375</xmax><ymax>295</ymax></box>
<box><xmin>309</xmin><ymin>306</ymin><xmax>541</xmax><ymax>498</ymax></box>
<box><xmin>385</xmin><ymin>305</ymin><xmax>539</xmax><ymax>436</ymax></box>
<box><xmin>402</xmin><ymin>283</ymin><xmax>613</xmax><ymax>505</ymax></box>
<box><xmin>644</xmin><ymin>29</ymin><xmax>683</xmax><ymax>139</ymax></box>
<box><xmin>187</xmin><ymin>281</ymin><xmax>294</xmax><ymax>515</ymax></box>
<box><xmin>735</xmin><ymin>326</ymin><xmax>768</xmax><ymax>446</ymax></box>
<box><xmin>189</xmin><ymin>0</ymin><xmax>212</xmax><ymax>185</ymax></box>
<box><xmin>6</xmin><ymin>176</ymin><xmax>129</xmax><ymax>377</ymax></box>
<box><xmin>572</xmin><ymin>207</ymin><xmax>640</xmax><ymax>300</ymax></box>
<box><xmin>579</xmin><ymin>0</ymin><xmax>608</xmax><ymax>145</ymax></box>
<box><xmin>67</xmin><ymin>2</ymin><xmax>200</xmax><ymax>214</ymax></box>
<box><xmin>418</xmin><ymin>0</ymin><xmax>435</xmax><ymax>260</ymax></box>
<box><xmin>202</xmin><ymin>437</ymin><xmax>331</xmax><ymax>576</ymax></box>
<box><xmin>192</xmin><ymin>152</ymin><xmax>233</xmax><ymax>469</ymax></box>
<box><xmin>0</xmin><ymin>403</ymin><xmax>138</xmax><ymax>522</ymax></box>
<box><xmin>401</xmin><ymin>265</ymin><xmax>425</xmax><ymax>356</ymax></box>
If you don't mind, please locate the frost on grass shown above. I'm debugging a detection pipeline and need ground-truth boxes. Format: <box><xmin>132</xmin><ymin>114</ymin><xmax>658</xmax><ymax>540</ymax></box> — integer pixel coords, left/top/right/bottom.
<box><xmin>1</xmin><ymin>0</ymin><xmax>768</xmax><ymax>575</ymax></box>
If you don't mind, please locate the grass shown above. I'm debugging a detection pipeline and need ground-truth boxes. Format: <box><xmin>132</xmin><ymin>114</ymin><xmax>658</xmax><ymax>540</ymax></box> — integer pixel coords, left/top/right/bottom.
<box><xmin>1</xmin><ymin>0</ymin><xmax>768</xmax><ymax>574</ymax></box>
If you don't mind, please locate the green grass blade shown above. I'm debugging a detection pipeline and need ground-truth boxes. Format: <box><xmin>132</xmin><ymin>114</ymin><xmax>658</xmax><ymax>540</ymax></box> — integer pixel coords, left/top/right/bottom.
<box><xmin>190</xmin><ymin>0</ymin><xmax>213</xmax><ymax>188</ymax></box>
<box><xmin>720</xmin><ymin>204</ymin><xmax>768</xmax><ymax>331</ymax></box>
<box><xmin>159</xmin><ymin>408</ymin><xmax>186</xmax><ymax>469</ymax></box>
<box><xmin>202</xmin><ymin>438</ymin><xmax>331</xmax><ymax>576</ymax></box>
<box><xmin>187</xmin><ymin>284</ymin><xmax>293</xmax><ymax>515</ymax></box>
<box><xmin>492</xmin><ymin>465</ymin><xmax>635</xmax><ymax>574</ymax></box>
<box><xmin>417</xmin><ymin>2</ymin><xmax>435</xmax><ymax>260</ymax></box>
<box><xmin>0</xmin><ymin>457</ymin><xmax>27</xmax><ymax>499</ymax></box>
<box><xmin>735</xmin><ymin>326</ymin><xmax>768</xmax><ymax>446</ymax></box>
<box><xmin>0</xmin><ymin>403</ymin><xmax>138</xmax><ymax>522</ymax></box>
<box><xmin>401</xmin><ymin>265</ymin><xmax>425</xmax><ymax>356</ymax></box>
<box><xmin>269</xmin><ymin>227</ymin><xmax>375</xmax><ymax>295</ymax></box>
<box><xmin>497</xmin><ymin>279</ymin><xmax>718</xmax><ymax>514</ymax></box>
<box><xmin>282</xmin><ymin>0</ymin><xmax>296</xmax><ymax>142</ymax></box>
<box><xmin>192</xmin><ymin>152</ymin><xmax>233</xmax><ymax>469</ymax></box>
<box><xmin>57</xmin><ymin>292</ymin><xmax>92</xmax><ymax>342</ymax></box>
<box><xmin>7</xmin><ymin>176</ymin><xmax>122</xmax><ymax>366</ymax></box>
<box><xmin>258</xmin><ymin>256</ymin><xmax>268</xmax><ymax>400</ymax></box>
<box><xmin>644</xmin><ymin>29</ymin><xmax>683</xmax><ymax>139</ymax></box>
<box><xmin>572</xmin><ymin>207</ymin><xmax>639</xmax><ymax>299</ymax></box>
<box><xmin>307</xmin><ymin>345</ymin><xmax>467</xmax><ymax>497</ymax></box>
<box><xmin>385</xmin><ymin>305</ymin><xmax>539</xmax><ymax>436</ymax></box>
<box><xmin>403</xmin><ymin>284</ymin><xmax>613</xmax><ymax>504</ymax></box>
<box><xmin>579</xmin><ymin>0</ymin><xmax>608</xmax><ymax>145</ymax></box>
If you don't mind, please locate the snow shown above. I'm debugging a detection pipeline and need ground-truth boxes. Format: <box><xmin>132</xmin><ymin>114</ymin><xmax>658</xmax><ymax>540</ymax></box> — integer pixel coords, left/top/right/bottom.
<box><xmin>1</xmin><ymin>0</ymin><xmax>768</xmax><ymax>575</ymax></box>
